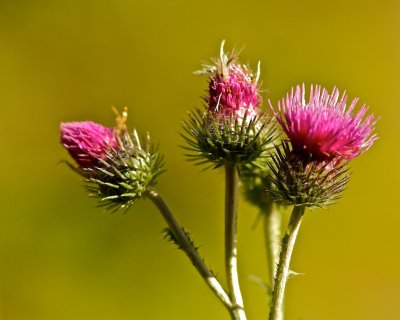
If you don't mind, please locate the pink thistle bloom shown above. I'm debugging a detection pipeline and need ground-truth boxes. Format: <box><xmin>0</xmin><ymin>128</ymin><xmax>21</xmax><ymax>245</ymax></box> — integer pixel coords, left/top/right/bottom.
<box><xmin>198</xmin><ymin>41</ymin><xmax>261</xmax><ymax>120</ymax></box>
<box><xmin>272</xmin><ymin>84</ymin><xmax>378</xmax><ymax>162</ymax></box>
<box><xmin>208</xmin><ymin>64</ymin><xmax>260</xmax><ymax>119</ymax></box>
<box><xmin>60</xmin><ymin>121</ymin><xmax>118</xmax><ymax>167</ymax></box>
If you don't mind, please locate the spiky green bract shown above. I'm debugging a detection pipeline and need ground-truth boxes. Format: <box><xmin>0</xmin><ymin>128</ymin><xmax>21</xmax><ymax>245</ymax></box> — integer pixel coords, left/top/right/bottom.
<box><xmin>182</xmin><ymin>109</ymin><xmax>276</xmax><ymax>169</ymax></box>
<box><xmin>70</xmin><ymin>130</ymin><xmax>165</xmax><ymax>212</ymax></box>
<box><xmin>266</xmin><ymin>142</ymin><xmax>350</xmax><ymax>207</ymax></box>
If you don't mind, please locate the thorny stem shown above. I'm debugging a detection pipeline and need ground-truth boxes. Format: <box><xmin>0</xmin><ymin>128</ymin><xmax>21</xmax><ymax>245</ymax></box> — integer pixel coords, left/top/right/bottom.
<box><xmin>268</xmin><ymin>206</ymin><xmax>305</xmax><ymax>320</ymax></box>
<box><xmin>263</xmin><ymin>201</ymin><xmax>281</xmax><ymax>289</ymax></box>
<box><xmin>225</xmin><ymin>164</ymin><xmax>247</xmax><ymax>320</ymax></box>
<box><xmin>145</xmin><ymin>187</ymin><xmax>233</xmax><ymax>313</ymax></box>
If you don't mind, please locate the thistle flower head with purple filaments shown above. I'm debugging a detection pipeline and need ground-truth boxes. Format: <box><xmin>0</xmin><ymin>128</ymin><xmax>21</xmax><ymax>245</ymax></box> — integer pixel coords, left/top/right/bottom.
<box><xmin>272</xmin><ymin>84</ymin><xmax>378</xmax><ymax>163</ymax></box>
<box><xmin>196</xmin><ymin>40</ymin><xmax>261</xmax><ymax>120</ymax></box>
<box><xmin>267</xmin><ymin>84</ymin><xmax>378</xmax><ymax>207</ymax></box>
<box><xmin>182</xmin><ymin>42</ymin><xmax>277</xmax><ymax>168</ymax></box>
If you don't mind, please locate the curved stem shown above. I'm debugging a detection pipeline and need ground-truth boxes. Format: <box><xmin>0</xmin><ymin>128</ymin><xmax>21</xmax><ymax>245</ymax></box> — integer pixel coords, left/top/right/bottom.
<box><xmin>225</xmin><ymin>164</ymin><xmax>247</xmax><ymax>320</ymax></box>
<box><xmin>145</xmin><ymin>187</ymin><xmax>233</xmax><ymax>312</ymax></box>
<box><xmin>268</xmin><ymin>206</ymin><xmax>305</xmax><ymax>320</ymax></box>
<box><xmin>263</xmin><ymin>202</ymin><xmax>281</xmax><ymax>289</ymax></box>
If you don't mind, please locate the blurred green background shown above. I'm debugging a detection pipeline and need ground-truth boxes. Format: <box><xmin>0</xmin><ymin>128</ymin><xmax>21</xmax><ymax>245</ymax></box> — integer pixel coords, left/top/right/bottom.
<box><xmin>0</xmin><ymin>0</ymin><xmax>398</xmax><ymax>319</ymax></box>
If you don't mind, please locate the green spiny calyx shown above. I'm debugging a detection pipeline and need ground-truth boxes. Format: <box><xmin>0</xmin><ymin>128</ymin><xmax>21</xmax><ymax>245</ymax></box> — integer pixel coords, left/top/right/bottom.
<box><xmin>182</xmin><ymin>109</ymin><xmax>276</xmax><ymax>168</ymax></box>
<box><xmin>77</xmin><ymin>130</ymin><xmax>164</xmax><ymax>212</ymax></box>
<box><xmin>266</xmin><ymin>141</ymin><xmax>350</xmax><ymax>207</ymax></box>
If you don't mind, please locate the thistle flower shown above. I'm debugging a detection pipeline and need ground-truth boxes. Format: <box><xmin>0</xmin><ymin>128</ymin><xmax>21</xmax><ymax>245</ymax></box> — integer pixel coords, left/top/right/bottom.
<box><xmin>272</xmin><ymin>84</ymin><xmax>378</xmax><ymax>163</ymax></box>
<box><xmin>60</xmin><ymin>121</ymin><xmax>118</xmax><ymax>167</ymax></box>
<box><xmin>184</xmin><ymin>42</ymin><xmax>276</xmax><ymax>168</ymax></box>
<box><xmin>196</xmin><ymin>40</ymin><xmax>261</xmax><ymax>120</ymax></box>
<box><xmin>60</xmin><ymin>111</ymin><xmax>164</xmax><ymax>211</ymax></box>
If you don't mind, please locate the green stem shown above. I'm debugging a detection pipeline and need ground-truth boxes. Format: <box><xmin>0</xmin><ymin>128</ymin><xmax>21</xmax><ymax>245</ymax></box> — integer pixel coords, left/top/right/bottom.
<box><xmin>263</xmin><ymin>201</ymin><xmax>281</xmax><ymax>289</ymax></box>
<box><xmin>145</xmin><ymin>187</ymin><xmax>233</xmax><ymax>313</ymax></box>
<box><xmin>225</xmin><ymin>164</ymin><xmax>247</xmax><ymax>320</ymax></box>
<box><xmin>268</xmin><ymin>206</ymin><xmax>305</xmax><ymax>320</ymax></box>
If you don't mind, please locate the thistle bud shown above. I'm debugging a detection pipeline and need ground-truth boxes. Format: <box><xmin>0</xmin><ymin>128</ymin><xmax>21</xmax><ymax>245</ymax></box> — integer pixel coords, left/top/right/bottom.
<box><xmin>60</xmin><ymin>113</ymin><xmax>164</xmax><ymax>211</ymax></box>
<box><xmin>239</xmin><ymin>162</ymin><xmax>273</xmax><ymax>209</ymax></box>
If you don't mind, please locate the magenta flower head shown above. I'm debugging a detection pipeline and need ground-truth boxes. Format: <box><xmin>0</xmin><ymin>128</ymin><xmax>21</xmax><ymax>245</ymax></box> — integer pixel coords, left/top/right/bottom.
<box><xmin>60</xmin><ymin>121</ymin><xmax>118</xmax><ymax>167</ymax></box>
<box><xmin>197</xmin><ymin>40</ymin><xmax>261</xmax><ymax>120</ymax></box>
<box><xmin>272</xmin><ymin>84</ymin><xmax>378</xmax><ymax>163</ymax></box>
<box><xmin>267</xmin><ymin>84</ymin><xmax>378</xmax><ymax>207</ymax></box>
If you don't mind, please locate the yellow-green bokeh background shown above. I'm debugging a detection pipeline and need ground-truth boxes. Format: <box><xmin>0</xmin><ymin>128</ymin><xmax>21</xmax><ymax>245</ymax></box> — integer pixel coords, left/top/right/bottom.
<box><xmin>0</xmin><ymin>1</ymin><xmax>398</xmax><ymax>319</ymax></box>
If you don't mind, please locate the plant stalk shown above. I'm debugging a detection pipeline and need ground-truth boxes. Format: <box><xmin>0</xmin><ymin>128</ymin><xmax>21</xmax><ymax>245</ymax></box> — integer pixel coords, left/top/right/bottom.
<box><xmin>145</xmin><ymin>187</ymin><xmax>233</xmax><ymax>313</ymax></box>
<box><xmin>263</xmin><ymin>201</ymin><xmax>281</xmax><ymax>289</ymax></box>
<box><xmin>268</xmin><ymin>205</ymin><xmax>305</xmax><ymax>320</ymax></box>
<box><xmin>225</xmin><ymin>164</ymin><xmax>247</xmax><ymax>320</ymax></box>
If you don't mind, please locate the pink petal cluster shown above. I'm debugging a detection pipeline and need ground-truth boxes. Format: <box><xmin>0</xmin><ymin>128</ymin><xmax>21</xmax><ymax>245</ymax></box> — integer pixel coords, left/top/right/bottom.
<box><xmin>208</xmin><ymin>64</ymin><xmax>260</xmax><ymax>120</ymax></box>
<box><xmin>273</xmin><ymin>84</ymin><xmax>378</xmax><ymax>162</ymax></box>
<box><xmin>60</xmin><ymin>121</ymin><xmax>118</xmax><ymax>167</ymax></box>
